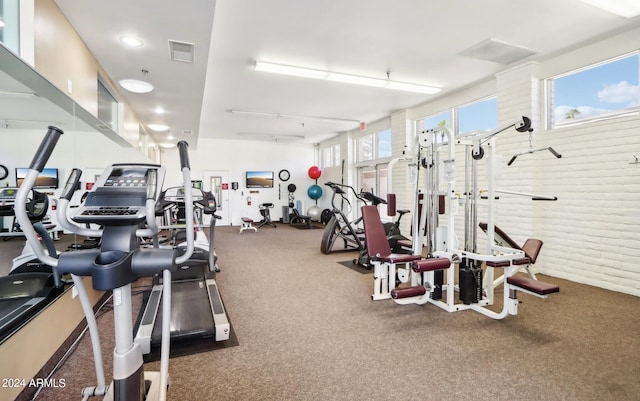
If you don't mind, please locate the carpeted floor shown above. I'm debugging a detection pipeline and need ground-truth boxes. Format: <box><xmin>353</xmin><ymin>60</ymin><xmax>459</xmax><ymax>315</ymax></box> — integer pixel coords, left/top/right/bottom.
<box><xmin>25</xmin><ymin>225</ymin><xmax>640</xmax><ymax>401</ymax></box>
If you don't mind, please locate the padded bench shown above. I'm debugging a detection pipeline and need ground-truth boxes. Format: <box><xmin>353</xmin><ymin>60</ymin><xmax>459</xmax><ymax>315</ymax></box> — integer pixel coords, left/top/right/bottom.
<box><xmin>507</xmin><ymin>274</ymin><xmax>559</xmax><ymax>297</ymax></box>
<box><xmin>239</xmin><ymin>217</ymin><xmax>257</xmax><ymax>234</ymax></box>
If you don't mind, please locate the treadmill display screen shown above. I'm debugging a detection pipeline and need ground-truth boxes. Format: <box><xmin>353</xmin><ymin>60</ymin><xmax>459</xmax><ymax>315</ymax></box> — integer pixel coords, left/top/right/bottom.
<box><xmin>0</xmin><ymin>188</ymin><xmax>18</xmax><ymax>199</ymax></box>
<box><xmin>104</xmin><ymin>167</ymin><xmax>150</xmax><ymax>187</ymax></box>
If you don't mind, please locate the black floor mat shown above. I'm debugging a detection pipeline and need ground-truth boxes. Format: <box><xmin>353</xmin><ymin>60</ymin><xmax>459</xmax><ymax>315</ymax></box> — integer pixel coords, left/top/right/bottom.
<box><xmin>290</xmin><ymin>222</ymin><xmax>324</xmax><ymax>229</ymax></box>
<box><xmin>337</xmin><ymin>260</ymin><xmax>373</xmax><ymax>274</ymax></box>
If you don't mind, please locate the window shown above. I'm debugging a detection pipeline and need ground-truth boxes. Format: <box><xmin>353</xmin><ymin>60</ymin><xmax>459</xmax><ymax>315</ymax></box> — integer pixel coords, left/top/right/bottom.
<box><xmin>358</xmin><ymin>165</ymin><xmax>389</xmax><ymax>216</ymax></box>
<box><xmin>97</xmin><ymin>79</ymin><xmax>119</xmax><ymax>131</ymax></box>
<box><xmin>458</xmin><ymin>96</ymin><xmax>497</xmax><ymax>135</ymax></box>
<box><xmin>0</xmin><ymin>0</ymin><xmax>20</xmax><ymax>54</ymax></box>
<box><xmin>356</xmin><ymin>130</ymin><xmax>392</xmax><ymax>162</ymax></box>
<box><xmin>356</xmin><ymin>134</ymin><xmax>373</xmax><ymax>162</ymax></box>
<box><xmin>422</xmin><ymin>110</ymin><xmax>451</xmax><ymax>131</ymax></box>
<box><xmin>332</xmin><ymin>144</ymin><xmax>341</xmax><ymax>167</ymax></box>
<box><xmin>320</xmin><ymin>144</ymin><xmax>341</xmax><ymax>168</ymax></box>
<box><xmin>547</xmin><ymin>52</ymin><xmax>639</xmax><ymax>129</ymax></box>
<box><xmin>376</xmin><ymin>129</ymin><xmax>392</xmax><ymax>158</ymax></box>
<box><xmin>321</xmin><ymin>147</ymin><xmax>332</xmax><ymax>168</ymax></box>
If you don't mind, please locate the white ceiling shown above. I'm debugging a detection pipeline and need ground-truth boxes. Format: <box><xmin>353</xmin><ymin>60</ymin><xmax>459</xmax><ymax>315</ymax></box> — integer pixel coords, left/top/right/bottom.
<box><xmin>52</xmin><ymin>0</ymin><xmax>640</xmax><ymax>148</ymax></box>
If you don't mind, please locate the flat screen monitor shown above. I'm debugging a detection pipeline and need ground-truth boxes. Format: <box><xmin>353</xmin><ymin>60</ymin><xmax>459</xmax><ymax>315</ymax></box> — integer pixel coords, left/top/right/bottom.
<box><xmin>246</xmin><ymin>171</ymin><xmax>274</xmax><ymax>188</ymax></box>
<box><xmin>15</xmin><ymin>168</ymin><xmax>59</xmax><ymax>189</ymax></box>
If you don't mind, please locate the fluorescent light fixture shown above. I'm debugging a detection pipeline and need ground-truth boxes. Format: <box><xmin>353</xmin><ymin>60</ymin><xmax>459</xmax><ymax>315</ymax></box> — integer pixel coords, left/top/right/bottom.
<box><xmin>0</xmin><ymin>90</ymin><xmax>38</xmax><ymax>99</ymax></box>
<box><xmin>148</xmin><ymin>123</ymin><xmax>169</xmax><ymax>131</ymax></box>
<box><xmin>327</xmin><ymin>72</ymin><xmax>387</xmax><ymax>87</ymax></box>
<box><xmin>120</xmin><ymin>36</ymin><xmax>143</xmax><ymax>47</ymax></box>
<box><xmin>579</xmin><ymin>0</ymin><xmax>640</xmax><ymax>17</ymax></box>
<box><xmin>254</xmin><ymin>61</ymin><xmax>441</xmax><ymax>94</ymax></box>
<box><xmin>159</xmin><ymin>143</ymin><xmax>175</xmax><ymax>148</ymax></box>
<box><xmin>254</xmin><ymin>61</ymin><xmax>328</xmax><ymax>79</ymax></box>
<box><xmin>229</xmin><ymin>109</ymin><xmax>361</xmax><ymax>124</ymax></box>
<box><xmin>154</xmin><ymin>106</ymin><xmax>166</xmax><ymax>114</ymax></box>
<box><xmin>119</xmin><ymin>79</ymin><xmax>154</xmax><ymax>93</ymax></box>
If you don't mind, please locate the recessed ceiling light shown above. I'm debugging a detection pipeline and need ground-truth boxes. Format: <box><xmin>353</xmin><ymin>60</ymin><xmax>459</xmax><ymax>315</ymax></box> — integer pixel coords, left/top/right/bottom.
<box><xmin>119</xmin><ymin>79</ymin><xmax>153</xmax><ymax>93</ymax></box>
<box><xmin>120</xmin><ymin>36</ymin><xmax>143</xmax><ymax>47</ymax></box>
<box><xmin>148</xmin><ymin>124</ymin><xmax>169</xmax><ymax>131</ymax></box>
<box><xmin>154</xmin><ymin>107</ymin><xmax>166</xmax><ymax>114</ymax></box>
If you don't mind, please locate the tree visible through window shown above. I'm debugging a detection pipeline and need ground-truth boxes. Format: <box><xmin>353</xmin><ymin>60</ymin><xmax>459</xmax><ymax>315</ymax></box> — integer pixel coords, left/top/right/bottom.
<box><xmin>548</xmin><ymin>52</ymin><xmax>639</xmax><ymax>128</ymax></box>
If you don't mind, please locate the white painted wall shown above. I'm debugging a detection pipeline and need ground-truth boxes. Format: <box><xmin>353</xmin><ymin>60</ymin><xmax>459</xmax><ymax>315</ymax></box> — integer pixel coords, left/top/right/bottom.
<box><xmin>160</xmin><ymin>138</ymin><xmax>316</xmax><ymax>226</ymax></box>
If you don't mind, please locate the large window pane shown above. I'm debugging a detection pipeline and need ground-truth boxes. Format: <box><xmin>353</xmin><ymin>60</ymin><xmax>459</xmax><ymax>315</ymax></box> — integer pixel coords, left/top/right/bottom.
<box><xmin>357</xmin><ymin>134</ymin><xmax>373</xmax><ymax>162</ymax></box>
<box><xmin>377</xmin><ymin>129</ymin><xmax>392</xmax><ymax>158</ymax></box>
<box><xmin>458</xmin><ymin>97</ymin><xmax>497</xmax><ymax>134</ymax></box>
<box><xmin>332</xmin><ymin>144</ymin><xmax>341</xmax><ymax>167</ymax></box>
<box><xmin>321</xmin><ymin>147</ymin><xmax>331</xmax><ymax>168</ymax></box>
<box><xmin>422</xmin><ymin>111</ymin><xmax>451</xmax><ymax>130</ymax></box>
<box><xmin>548</xmin><ymin>53</ymin><xmax>639</xmax><ymax>128</ymax></box>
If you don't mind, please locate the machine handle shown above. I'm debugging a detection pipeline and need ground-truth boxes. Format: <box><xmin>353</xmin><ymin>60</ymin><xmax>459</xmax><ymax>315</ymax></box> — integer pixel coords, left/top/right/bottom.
<box><xmin>146</xmin><ymin>169</ymin><xmax>157</xmax><ymax>200</ymax></box>
<box><xmin>507</xmin><ymin>155</ymin><xmax>517</xmax><ymax>166</ymax></box>
<box><xmin>177</xmin><ymin>141</ymin><xmax>190</xmax><ymax>170</ymax></box>
<box><xmin>548</xmin><ymin>147</ymin><xmax>562</xmax><ymax>159</ymax></box>
<box><xmin>30</xmin><ymin>126</ymin><xmax>64</xmax><ymax>171</ymax></box>
<box><xmin>61</xmin><ymin>168</ymin><xmax>82</xmax><ymax>200</ymax></box>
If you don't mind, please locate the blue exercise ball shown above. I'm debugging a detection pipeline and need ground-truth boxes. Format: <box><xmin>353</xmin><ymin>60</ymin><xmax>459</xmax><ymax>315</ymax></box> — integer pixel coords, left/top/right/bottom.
<box><xmin>307</xmin><ymin>184</ymin><xmax>323</xmax><ymax>200</ymax></box>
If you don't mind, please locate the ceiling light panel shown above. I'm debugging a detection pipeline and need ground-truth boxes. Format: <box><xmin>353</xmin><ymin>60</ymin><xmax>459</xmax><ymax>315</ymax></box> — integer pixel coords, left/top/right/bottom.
<box><xmin>120</xmin><ymin>36</ymin><xmax>143</xmax><ymax>47</ymax></box>
<box><xmin>254</xmin><ymin>61</ymin><xmax>441</xmax><ymax>94</ymax></box>
<box><xmin>119</xmin><ymin>79</ymin><xmax>154</xmax><ymax>93</ymax></box>
<box><xmin>254</xmin><ymin>61</ymin><xmax>327</xmax><ymax>79</ymax></box>
<box><xmin>148</xmin><ymin>123</ymin><xmax>169</xmax><ymax>131</ymax></box>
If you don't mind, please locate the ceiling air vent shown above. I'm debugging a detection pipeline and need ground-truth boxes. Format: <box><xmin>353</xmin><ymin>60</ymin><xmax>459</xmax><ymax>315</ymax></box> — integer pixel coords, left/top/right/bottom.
<box><xmin>181</xmin><ymin>130</ymin><xmax>193</xmax><ymax>136</ymax></box>
<box><xmin>169</xmin><ymin>40</ymin><xmax>195</xmax><ymax>63</ymax></box>
<box><xmin>460</xmin><ymin>38</ymin><xmax>536</xmax><ymax>65</ymax></box>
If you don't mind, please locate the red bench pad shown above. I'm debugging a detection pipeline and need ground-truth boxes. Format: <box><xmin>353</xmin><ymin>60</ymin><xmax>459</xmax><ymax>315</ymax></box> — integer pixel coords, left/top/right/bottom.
<box><xmin>507</xmin><ymin>275</ymin><xmax>559</xmax><ymax>295</ymax></box>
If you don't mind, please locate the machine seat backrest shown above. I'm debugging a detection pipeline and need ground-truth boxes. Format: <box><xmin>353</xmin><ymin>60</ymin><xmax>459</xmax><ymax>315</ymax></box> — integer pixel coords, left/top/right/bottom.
<box><xmin>521</xmin><ymin>238</ymin><xmax>543</xmax><ymax>263</ymax></box>
<box><xmin>361</xmin><ymin>205</ymin><xmax>392</xmax><ymax>258</ymax></box>
<box><xmin>387</xmin><ymin>193</ymin><xmax>397</xmax><ymax>216</ymax></box>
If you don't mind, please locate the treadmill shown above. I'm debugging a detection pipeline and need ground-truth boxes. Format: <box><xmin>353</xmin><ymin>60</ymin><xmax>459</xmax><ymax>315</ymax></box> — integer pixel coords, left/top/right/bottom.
<box><xmin>135</xmin><ymin>186</ymin><xmax>230</xmax><ymax>356</ymax></box>
<box><xmin>0</xmin><ymin>187</ymin><xmax>63</xmax><ymax>341</ymax></box>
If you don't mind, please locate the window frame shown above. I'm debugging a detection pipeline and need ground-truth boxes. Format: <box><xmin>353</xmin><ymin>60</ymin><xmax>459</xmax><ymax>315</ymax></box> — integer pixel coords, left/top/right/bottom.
<box><xmin>545</xmin><ymin>51</ymin><xmax>640</xmax><ymax>130</ymax></box>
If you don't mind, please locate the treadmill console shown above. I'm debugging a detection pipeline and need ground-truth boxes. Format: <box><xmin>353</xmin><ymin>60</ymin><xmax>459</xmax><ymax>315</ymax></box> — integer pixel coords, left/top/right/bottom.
<box><xmin>163</xmin><ymin>186</ymin><xmax>204</xmax><ymax>202</ymax></box>
<box><xmin>0</xmin><ymin>188</ymin><xmax>18</xmax><ymax>200</ymax></box>
<box><xmin>73</xmin><ymin>164</ymin><xmax>165</xmax><ymax>225</ymax></box>
<box><xmin>162</xmin><ymin>186</ymin><xmax>217</xmax><ymax>214</ymax></box>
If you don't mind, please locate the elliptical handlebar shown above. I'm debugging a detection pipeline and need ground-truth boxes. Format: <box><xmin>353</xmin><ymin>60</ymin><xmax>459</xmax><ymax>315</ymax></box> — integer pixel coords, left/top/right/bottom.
<box><xmin>60</xmin><ymin>168</ymin><xmax>82</xmax><ymax>201</ymax></box>
<box><xmin>15</xmin><ymin>127</ymin><xmax>64</xmax><ymax>268</ymax></box>
<box><xmin>324</xmin><ymin>181</ymin><xmax>386</xmax><ymax>208</ymax></box>
<box><xmin>29</xmin><ymin>126</ymin><xmax>63</xmax><ymax>172</ymax></box>
<box><xmin>175</xmin><ymin>141</ymin><xmax>194</xmax><ymax>265</ymax></box>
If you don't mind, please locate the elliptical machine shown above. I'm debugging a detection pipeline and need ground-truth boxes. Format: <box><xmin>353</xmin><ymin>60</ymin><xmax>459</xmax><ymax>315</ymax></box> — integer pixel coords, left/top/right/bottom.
<box><xmin>320</xmin><ymin>182</ymin><xmax>387</xmax><ymax>268</ymax></box>
<box><xmin>16</xmin><ymin>126</ymin><xmax>196</xmax><ymax>401</ymax></box>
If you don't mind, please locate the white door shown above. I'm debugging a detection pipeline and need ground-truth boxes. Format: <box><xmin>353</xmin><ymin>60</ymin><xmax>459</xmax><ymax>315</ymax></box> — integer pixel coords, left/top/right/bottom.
<box><xmin>203</xmin><ymin>170</ymin><xmax>230</xmax><ymax>226</ymax></box>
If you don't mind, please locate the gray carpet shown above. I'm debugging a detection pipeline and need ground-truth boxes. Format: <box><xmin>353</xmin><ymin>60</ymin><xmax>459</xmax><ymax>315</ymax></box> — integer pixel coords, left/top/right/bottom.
<box><xmin>29</xmin><ymin>226</ymin><xmax>640</xmax><ymax>401</ymax></box>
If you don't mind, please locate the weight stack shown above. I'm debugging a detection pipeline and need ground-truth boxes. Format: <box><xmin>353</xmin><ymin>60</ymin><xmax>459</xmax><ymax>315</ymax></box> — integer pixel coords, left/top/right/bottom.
<box><xmin>459</xmin><ymin>263</ymin><xmax>482</xmax><ymax>305</ymax></box>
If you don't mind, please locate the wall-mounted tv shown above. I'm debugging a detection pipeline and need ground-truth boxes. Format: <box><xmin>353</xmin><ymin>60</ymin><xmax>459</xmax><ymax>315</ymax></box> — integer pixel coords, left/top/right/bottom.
<box><xmin>246</xmin><ymin>171</ymin><xmax>274</xmax><ymax>188</ymax></box>
<box><xmin>16</xmin><ymin>167</ymin><xmax>59</xmax><ymax>189</ymax></box>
